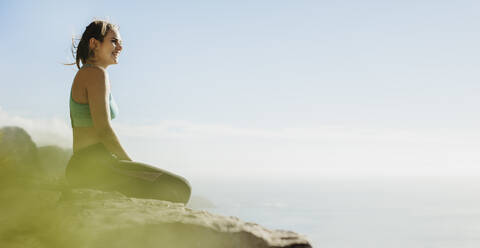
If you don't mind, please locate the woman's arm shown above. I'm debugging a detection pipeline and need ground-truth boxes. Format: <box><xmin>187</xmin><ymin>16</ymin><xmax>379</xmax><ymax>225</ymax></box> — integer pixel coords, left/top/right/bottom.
<box><xmin>96</xmin><ymin>126</ymin><xmax>132</xmax><ymax>161</ymax></box>
<box><xmin>84</xmin><ymin>67</ymin><xmax>132</xmax><ymax>161</ymax></box>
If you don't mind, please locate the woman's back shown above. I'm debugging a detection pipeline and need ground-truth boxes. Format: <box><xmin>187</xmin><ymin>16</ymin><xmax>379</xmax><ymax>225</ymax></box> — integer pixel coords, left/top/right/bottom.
<box><xmin>70</xmin><ymin>64</ymin><xmax>114</xmax><ymax>153</ymax></box>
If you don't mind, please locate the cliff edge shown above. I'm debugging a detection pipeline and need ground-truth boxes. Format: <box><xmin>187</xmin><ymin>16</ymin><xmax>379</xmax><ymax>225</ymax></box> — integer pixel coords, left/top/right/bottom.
<box><xmin>0</xmin><ymin>126</ymin><xmax>312</xmax><ymax>248</ymax></box>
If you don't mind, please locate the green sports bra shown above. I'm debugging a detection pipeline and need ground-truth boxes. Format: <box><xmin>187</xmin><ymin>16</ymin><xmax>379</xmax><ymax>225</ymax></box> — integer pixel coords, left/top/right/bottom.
<box><xmin>69</xmin><ymin>64</ymin><xmax>119</xmax><ymax>127</ymax></box>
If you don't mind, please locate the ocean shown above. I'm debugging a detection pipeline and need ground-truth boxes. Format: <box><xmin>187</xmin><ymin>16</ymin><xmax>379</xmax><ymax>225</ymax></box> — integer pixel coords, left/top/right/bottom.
<box><xmin>192</xmin><ymin>176</ymin><xmax>480</xmax><ymax>248</ymax></box>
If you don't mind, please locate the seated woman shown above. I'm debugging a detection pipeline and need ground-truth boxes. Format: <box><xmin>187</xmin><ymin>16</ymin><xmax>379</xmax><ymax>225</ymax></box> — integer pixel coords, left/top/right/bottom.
<box><xmin>65</xmin><ymin>20</ymin><xmax>191</xmax><ymax>204</ymax></box>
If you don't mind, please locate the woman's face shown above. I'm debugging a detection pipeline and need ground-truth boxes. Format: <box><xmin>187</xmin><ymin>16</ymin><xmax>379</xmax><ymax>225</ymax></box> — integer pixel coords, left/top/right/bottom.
<box><xmin>89</xmin><ymin>29</ymin><xmax>123</xmax><ymax>67</ymax></box>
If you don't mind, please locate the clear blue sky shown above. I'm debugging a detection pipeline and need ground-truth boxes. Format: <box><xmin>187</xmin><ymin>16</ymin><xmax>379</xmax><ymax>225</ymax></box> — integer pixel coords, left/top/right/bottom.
<box><xmin>1</xmin><ymin>0</ymin><xmax>480</xmax><ymax>180</ymax></box>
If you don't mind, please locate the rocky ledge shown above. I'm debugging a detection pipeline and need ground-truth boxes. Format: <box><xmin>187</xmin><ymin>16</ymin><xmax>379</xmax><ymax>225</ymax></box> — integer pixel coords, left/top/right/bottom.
<box><xmin>0</xmin><ymin>126</ymin><xmax>312</xmax><ymax>247</ymax></box>
<box><xmin>1</xmin><ymin>186</ymin><xmax>311</xmax><ymax>248</ymax></box>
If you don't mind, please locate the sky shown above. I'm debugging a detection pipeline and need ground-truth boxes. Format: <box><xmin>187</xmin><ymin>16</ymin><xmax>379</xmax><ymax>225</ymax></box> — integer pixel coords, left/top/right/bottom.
<box><xmin>1</xmin><ymin>0</ymin><xmax>480</xmax><ymax>182</ymax></box>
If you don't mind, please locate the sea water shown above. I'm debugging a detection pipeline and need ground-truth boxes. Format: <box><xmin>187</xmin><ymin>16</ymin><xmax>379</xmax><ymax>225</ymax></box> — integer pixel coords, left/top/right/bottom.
<box><xmin>192</xmin><ymin>176</ymin><xmax>480</xmax><ymax>248</ymax></box>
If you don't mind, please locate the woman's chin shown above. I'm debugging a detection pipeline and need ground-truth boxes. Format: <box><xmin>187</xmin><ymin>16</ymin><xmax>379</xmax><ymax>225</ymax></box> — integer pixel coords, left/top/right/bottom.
<box><xmin>111</xmin><ymin>56</ymin><xmax>119</xmax><ymax>64</ymax></box>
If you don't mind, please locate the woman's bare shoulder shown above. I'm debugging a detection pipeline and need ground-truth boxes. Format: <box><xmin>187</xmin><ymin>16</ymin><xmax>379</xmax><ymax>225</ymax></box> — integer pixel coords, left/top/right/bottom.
<box><xmin>75</xmin><ymin>66</ymin><xmax>109</xmax><ymax>87</ymax></box>
<box><xmin>77</xmin><ymin>65</ymin><xmax>107</xmax><ymax>77</ymax></box>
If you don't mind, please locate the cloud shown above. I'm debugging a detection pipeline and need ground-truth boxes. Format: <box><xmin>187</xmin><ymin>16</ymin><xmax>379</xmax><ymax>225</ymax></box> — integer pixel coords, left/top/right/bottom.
<box><xmin>112</xmin><ymin>120</ymin><xmax>480</xmax><ymax>146</ymax></box>
<box><xmin>112</xmin><ymin>120</ymin><xmax>480</xmax><ymax>179</ymax></box>
<box><xmin>2</xmin><ymin>106</ymin><xmax>480</xmax><ymax>180</ymax></box>
<box><xmin>0</xmin><ymin>106</ymin><xmax>72</xmax><ymax>148</ymax></box>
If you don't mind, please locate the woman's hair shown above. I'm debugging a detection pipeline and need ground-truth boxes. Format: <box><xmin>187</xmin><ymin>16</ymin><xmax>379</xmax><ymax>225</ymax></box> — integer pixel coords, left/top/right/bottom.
<box><xmin>66</xmin><ymin>19</ymin><xmax>119</xmax><ymax>69</ymax></box>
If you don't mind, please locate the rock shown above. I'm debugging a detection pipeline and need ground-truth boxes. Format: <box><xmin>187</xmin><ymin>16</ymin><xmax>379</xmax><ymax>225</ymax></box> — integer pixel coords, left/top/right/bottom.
<box><xmin>0</xmin><ymin>126</ymin><xmax>71</xmax><ymax>183</ymax></box>
<box><xmin>0</xmin><ymin>126</ymin><xmax>313</xmax><ymax>247</ymax></box>
<box><xmin>0</xmin><ymin>126</ymin><xmax>40</xmax><ymax>182</ymax></box>
<box><xmin>0</xmin><ymin>126</ymin><xmax>38</xmax><ymax>165</ymax></box>
<box><xmin>37</xmin><ymin>145</ymin><xmax>72</xmax><ymax>180</ymax></box>
<box><xmin>187</xmin><ymin>195</ymin><xmax>216</xmax><ymax>209</ymax></box>
<box><xmin>0</xmin><ymin>187</ymin><xmax>311</xmax><ymax>248</ymax></box>
<box><xmin>59</xmin><ymin>189</ymin><xmax>311</xmax><ymax>248</ymax></box>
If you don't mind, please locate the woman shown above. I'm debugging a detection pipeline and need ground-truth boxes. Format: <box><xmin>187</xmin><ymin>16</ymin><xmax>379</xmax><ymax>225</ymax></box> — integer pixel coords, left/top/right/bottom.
<box><xmin>65</xmin><ymin>20</ymin><xmax>191</xmax><ymax>204</ymax></box>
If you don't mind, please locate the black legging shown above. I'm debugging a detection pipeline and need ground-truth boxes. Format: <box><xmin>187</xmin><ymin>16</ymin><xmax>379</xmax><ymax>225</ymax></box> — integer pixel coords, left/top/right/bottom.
<box><xmin>65</xmin><ymin>143</ymin><xmax>191</xmax><ymax>204</ymax></box>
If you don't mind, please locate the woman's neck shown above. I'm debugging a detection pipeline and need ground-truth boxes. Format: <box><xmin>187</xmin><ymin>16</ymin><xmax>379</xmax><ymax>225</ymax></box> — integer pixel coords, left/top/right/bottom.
<box><xmin>82</xmin><ymin>63</ymin><xmax>107</xmax><ymax>71</ymax></box>
<box><xmin>83</xmin><ymin>61</ymin><xmax>108</xmax><ymax>70</ymax></box>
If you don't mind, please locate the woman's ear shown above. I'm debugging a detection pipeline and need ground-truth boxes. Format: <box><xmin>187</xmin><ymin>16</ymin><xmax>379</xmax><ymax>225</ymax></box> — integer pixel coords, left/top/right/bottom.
<box><xmin>89</xmin><ymin>37</ymin><xmax>98</xmax><ymax>51</ymax></box>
